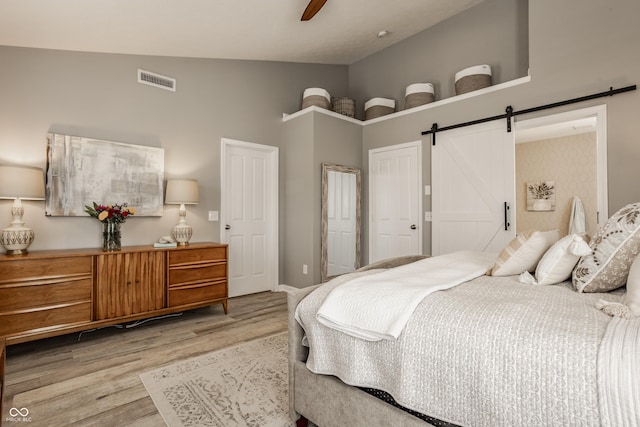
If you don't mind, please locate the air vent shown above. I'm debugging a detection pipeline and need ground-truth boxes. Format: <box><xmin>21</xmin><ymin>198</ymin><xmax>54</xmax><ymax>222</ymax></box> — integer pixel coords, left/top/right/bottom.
<box><xmin>138</xmin><ymin>69</ymin><xmax>176</xmax><ymax>92</ymax></box>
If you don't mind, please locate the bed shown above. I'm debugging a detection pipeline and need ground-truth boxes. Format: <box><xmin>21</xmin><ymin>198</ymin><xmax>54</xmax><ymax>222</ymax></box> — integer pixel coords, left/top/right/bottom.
<box><xmin>287</xmin><ymin>203</ymin><xmax>640</xmax><ymax>427</ymax></box>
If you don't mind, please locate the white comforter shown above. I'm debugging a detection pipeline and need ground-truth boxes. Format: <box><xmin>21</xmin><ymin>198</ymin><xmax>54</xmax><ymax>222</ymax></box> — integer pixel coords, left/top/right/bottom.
<box><xmin>296</xmin><ymin>268</ymin><xmax>633</xmax><ymax>426</ymax></box>
<box><xmin>315</xmin><ymin>251</ymin><xmax>495</xmax><ymax>341</ymax></box>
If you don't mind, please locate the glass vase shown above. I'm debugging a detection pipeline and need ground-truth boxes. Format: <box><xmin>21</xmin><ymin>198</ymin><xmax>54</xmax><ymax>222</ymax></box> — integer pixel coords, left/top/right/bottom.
<box><xmin>102</xmin><ymin>221</ymin><xmax>121</xmax><ymax>251</ymax></box>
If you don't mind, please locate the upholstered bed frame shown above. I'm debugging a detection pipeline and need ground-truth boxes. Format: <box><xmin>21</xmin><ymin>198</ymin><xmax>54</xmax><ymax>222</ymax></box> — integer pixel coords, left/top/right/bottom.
<box><xmin>287</xmin><ymin>256</ymin><xmax>432</xmax><ymax>427</ymax></box>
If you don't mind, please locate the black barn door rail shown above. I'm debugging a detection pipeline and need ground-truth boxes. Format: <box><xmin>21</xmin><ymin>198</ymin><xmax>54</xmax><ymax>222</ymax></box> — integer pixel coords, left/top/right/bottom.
<box><xmin>422</xmin><ymin>84</ymin><xmax>637</xmax><ymax>145</ymax></box>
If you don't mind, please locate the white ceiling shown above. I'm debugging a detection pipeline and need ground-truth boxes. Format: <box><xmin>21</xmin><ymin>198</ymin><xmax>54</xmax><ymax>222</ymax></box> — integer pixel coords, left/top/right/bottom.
<box><xmin>516</xmin><ymin>117</ymin><xmax>597</xmax><ymax>144</ymax></box>
<box><xmin>0</xmin><ymin>0</ymin><xmax>483</xmax><ymax>65</ymax></box>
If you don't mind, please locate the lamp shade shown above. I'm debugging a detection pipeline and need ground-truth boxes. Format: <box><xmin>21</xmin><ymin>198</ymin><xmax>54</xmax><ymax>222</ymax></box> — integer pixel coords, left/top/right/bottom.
<box><xmin>165</xmin><ymin>179</ymin><xmax>199</xmax><ymax>204</ymax></box>
<box><xmin>0</xmin><ymin>165</ymin><xmax>45</xmax><ymax>200</ymax></box>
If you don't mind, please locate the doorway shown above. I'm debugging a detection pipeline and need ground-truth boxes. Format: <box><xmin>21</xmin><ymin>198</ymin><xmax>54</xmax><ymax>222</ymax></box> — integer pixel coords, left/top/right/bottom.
<box><xmin>221</xmin><ymin>138</ymin><xmax>279</xmax><ymax>297</ymax></box>
<box><xmin>514</xmin><ymin>105</ymin><xmax>607</xmax><ymax>237</ymax></box>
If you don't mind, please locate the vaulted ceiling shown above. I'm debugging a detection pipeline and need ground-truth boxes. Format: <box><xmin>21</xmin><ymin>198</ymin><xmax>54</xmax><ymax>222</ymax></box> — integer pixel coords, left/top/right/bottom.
<box><xmin>0</xmin><ymin>0</ymin><xmax>483</xmax><ymax>64</ymax></box>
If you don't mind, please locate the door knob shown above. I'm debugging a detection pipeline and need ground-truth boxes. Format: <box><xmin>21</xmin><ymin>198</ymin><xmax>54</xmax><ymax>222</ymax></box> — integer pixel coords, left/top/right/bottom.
<box><xmin>225</xmin><ymin>224</ymin><xmax>231</xmax><ymax>230</ymax></box>
<box><xmin>410</xmin><ymin>224</ymin><xmax>417</xmax><ymax>230</ymax></box>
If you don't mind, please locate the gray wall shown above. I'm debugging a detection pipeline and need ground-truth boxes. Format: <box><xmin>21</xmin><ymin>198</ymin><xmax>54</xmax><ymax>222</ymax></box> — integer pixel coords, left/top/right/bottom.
<box><xmin>0</xmin><ymin>46</ymin><xmax>348</xmax><ymax>284</ymax></box>
<box><xmin>353</xmin><ymin>0</ymin><xmax>640</xmax><ymax>261</ymax></box>
<box><xmin>349</xmin><ymin>0</ymin><xmax>529</xmax><ymax>119</ymax></box>
<box><xmin>2</xmin><ymin>0</ymin><xmax>639</xmax><ymax>285</ymax></box>
<box><xmin>283</xmin><ymin>111</ymin><xmax>362</xmax><ymax>287</ymax></box>
<box><xmin>283</xmin><ymin>112</ymin><xmax>315</xmax><ymax>286</ymax></box>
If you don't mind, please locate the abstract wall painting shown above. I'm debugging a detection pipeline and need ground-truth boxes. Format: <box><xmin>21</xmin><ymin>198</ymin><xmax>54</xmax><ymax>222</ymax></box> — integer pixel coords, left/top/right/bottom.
<box><xmin>45</xmin><ymin>133</ymin><xmax>164</xmax><ymax>216</ymax></box>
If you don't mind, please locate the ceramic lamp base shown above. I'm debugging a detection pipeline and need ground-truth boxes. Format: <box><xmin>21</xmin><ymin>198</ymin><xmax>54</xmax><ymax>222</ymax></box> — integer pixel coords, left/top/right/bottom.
<box><xmin>173</xmin><ymin>223</ymin><xmax>192</xmax><ymax>246</ymax></box>
<box><xmin>172</xmin><ymin>203</ymin><xmax>193</xmax><ymax>246</ymax></box>
<box><xmin>1</xmin><ymin>201</ymin><xmax>35</xmax><ymax>255</ymax></box>
<box><xmin>1</xmin><ymin>227</ymin><xmax>35</xmax><ymax>254</ymax></box>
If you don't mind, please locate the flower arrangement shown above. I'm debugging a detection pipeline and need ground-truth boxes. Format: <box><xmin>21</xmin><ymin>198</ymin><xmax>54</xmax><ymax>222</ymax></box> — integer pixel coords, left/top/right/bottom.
<box><xmin>527</xmin><ymin>181</ymin><xmax>555</xmax><ymax>200</ymax></box>
<box><xmin>85</xmin><ymin>202</ymin><xmax>136</xmax><ymax>223</ymax></box>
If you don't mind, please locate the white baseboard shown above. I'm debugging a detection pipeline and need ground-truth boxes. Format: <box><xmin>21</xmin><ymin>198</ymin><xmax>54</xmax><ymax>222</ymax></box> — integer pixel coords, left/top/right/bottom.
<box><xmin>276</xmin><ymin>284</ymin><xmax>302</xmax><ymax>294</ymax></box>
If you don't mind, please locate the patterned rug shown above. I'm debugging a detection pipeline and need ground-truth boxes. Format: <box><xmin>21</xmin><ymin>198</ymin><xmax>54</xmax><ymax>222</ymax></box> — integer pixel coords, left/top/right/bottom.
<box><xmin>140</xmin><ymin>332</ymin><xmax>293</xmax><ymax>427</ymax></box>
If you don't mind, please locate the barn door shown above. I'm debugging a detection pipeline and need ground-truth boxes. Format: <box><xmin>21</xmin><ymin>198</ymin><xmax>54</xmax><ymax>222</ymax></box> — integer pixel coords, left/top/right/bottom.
<box><xmin>431</xmin><ymin>121</ymin><xmax>515</xmax><ymax>256</ymax></box>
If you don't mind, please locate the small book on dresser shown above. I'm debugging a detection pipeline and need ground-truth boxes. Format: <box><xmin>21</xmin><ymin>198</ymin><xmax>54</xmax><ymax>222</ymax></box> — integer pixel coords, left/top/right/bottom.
<box><xmin>153</xmin><ymin>242</ymin><xmax>177</xmax><ymax>248</ymax></box>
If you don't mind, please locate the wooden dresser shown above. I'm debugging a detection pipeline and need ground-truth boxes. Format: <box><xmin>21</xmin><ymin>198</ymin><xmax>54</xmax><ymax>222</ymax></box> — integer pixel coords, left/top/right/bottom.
<box><xmin>0</xmin><ymin>242</ymin><xmax>228</xmax><ymax>345</ymax></box>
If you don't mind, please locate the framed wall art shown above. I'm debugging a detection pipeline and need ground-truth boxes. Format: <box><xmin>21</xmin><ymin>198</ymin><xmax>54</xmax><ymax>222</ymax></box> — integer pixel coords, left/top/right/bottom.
<box><xmin>526</xmin><ymin>180</ymin><xmax>556</xmax><ymax>212</ymax></box>
<box><xmin>45</xmin><ymin>133</ymin><xmax>164</xmax><ymax>216</ymax></box>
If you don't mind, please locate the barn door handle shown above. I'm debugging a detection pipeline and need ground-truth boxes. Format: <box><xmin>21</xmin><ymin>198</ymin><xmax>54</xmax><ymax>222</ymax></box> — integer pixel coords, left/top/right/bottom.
<box><xmin>410</xmin><ymin>224</ymin><xmax>417</xmax><ymax>230</ymax></box>
<box><xmin>504</xmin><ymin>202</ymin><xmax>511</xmax><ymax>231</ymax></box>
<box><xmin>225</xmin><ymin>224</ymin><xmax>231</xmax><ymax>230</ymax></box>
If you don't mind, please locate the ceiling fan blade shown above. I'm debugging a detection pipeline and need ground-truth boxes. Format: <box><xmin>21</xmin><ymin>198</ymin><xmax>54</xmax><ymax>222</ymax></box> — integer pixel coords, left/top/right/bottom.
<box><xmin>301</xmin><ymin>0</ymin><xmax>328</xmax><ymax>21</ymax></box>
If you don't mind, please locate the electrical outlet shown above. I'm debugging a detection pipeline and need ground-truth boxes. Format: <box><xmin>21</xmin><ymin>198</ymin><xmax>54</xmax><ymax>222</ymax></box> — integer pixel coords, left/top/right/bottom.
<box><xmin>424</xmin><ymin>185</ymin><xmax>431</xmax><ymax>196</ymax></box>
<box><xmin>303</xmin><ymin>264</ymin><xmax>308</xmax><ymax>275</ymax></box>
<box><xmin>424</xmin><ymin>211</ymin><xmax>432</xmax><ymax>222</ymax></box>
<box><xmin>208</xmin><ymin>211</ymin><xmax>219</xmax><ymax>221</ymax></box>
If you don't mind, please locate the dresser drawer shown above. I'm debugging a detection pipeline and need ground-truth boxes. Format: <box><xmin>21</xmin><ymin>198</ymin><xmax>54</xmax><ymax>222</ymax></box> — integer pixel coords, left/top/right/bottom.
<box><xmin>0</xmin><ymin>278</ymin><xmax>92</xmax><ymax>312</ymax></box>
<box><xmin>168</xmin><ymin>262</ymin><xmax>226</xmax><ymax>286</ymax></box>
<box><xmin>0</xmin><ymin>301</ymin><xmax>92</xmax><ymax>337</ymax></box>
<box><xmin>168</xmin><ymin>281</ymin><xmax>227</xmax><ymax>307</ymax></box>
<box><xmin>168</xmin><ymin>246</ymin><xmax>227</xmax><ymax>266</ymax></box>
<box><xmin>0</xmin><ymin>256</ymin><xmax>92</xmax><ymax>283</ymax></box>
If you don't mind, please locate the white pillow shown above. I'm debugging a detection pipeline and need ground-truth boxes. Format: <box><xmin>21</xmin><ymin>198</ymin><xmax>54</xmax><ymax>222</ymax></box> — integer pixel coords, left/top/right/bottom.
<box><xmin>573</xmin><ymin>202</ymin><xmax>640</xmax><ymax>293</ymax></box>
<box><xmin>491</xmin><ymin>229</ymin><xmax>560</xmax><ymax>276</ymax></box>
<box><xmin>534</xmin><ymin>234</ymin><xmax>591</xmax><ymax>285</ymax></box>
<box><xmin>596</xmin><ymin>252</ymin><xmax>640</xmax><ymax>318</ymax></box>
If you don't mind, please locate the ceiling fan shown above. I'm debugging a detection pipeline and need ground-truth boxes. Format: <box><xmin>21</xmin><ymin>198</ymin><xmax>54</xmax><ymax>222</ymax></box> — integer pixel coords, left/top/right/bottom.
<box><xmin>301</xmin><ymin>0</ymin><xmax>328</xmax><ymax>21</ymax></box>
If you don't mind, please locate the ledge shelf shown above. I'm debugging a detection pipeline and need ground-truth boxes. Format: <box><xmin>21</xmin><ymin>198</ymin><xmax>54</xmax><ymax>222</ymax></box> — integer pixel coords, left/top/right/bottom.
<box><xmin>283</xmin><ymin>75</ymin><xmax>531</xmax><ymax>125</ymax></box>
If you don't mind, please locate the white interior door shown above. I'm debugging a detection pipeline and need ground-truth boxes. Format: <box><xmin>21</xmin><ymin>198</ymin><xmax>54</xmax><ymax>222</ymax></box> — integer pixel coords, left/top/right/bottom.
<box><xmin>431</xmin><ymin>120</ymin><xmax>515</xmax><ymax>256</ymax></box>
<box><xmin>221</xmin><ymin>138</ymin><xmax>278</xmax><ymax>297</ymax></box>
<box><xmin>369</xmin><ymin>141</ymin><xmax>422</xmax><ymax>263</ymax></box>
<box><xmin>327</xmin><ymin>170</ymin><xmax>357</xmax><ymax>276</ymax></box>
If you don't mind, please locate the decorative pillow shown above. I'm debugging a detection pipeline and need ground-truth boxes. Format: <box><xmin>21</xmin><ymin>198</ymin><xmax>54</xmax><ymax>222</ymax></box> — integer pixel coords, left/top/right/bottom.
<box><xmin>596</xmin><ymin>252</ymin><xmax>640</xmax><ymax>318</ymax></box>
<box><xmin>534</xmin><ymin>234</ymin><xmax>591</xmax><ymax>285</ymax></box>
<box><xmin>491</xmin><ymin>229</ymin><xmax>560</xmax><ymax>276</ymax></box>
<box><xmin>573</xmin><ymin>202</ymin><xmax>640</xmax><ymax>293</ymax></box>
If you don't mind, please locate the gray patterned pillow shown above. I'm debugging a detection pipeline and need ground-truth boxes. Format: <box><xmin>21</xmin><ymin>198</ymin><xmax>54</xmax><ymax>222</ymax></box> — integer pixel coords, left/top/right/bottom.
<box><xmin>572</xmin><ymin>202</ymin><xmax>640</xmax><ymax>292</ymax></box>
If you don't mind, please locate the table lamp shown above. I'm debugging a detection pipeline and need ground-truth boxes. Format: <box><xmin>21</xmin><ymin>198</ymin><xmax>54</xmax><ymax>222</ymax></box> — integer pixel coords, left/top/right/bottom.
<box><xmin>165</xmin><ymin>179</ymin><xmax>199</xmax><ymax>246</ymax></box>
<box><xmin>0</xmin><ymin>165</ymin><xmax>46</xmax><ymax>254</ymax></box>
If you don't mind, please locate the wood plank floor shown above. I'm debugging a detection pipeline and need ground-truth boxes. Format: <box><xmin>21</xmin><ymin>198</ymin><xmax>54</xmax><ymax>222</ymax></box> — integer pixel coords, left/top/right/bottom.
<box><xmin>2</xmin><ymin>290</ymin><xmax>288</xmax><ymax>427</ymax></box>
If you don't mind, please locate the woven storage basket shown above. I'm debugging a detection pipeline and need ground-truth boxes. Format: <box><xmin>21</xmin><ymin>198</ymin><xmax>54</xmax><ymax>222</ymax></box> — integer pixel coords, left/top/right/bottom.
<box><xmin>405</xmin><ymin>83</ymin><xmax>435</xmax><ymax>109</ymax></box>
<box><xmin>455</xmin><ymin>64</ymin><xmax>492</xmax><ymax>95</ymax></box>
<box><xmin>332</xmin><ymin>97</ymin><xmax>355</xmax><ymax>118</ymax></box>
<box><xmin>302</xmin><ymin>88</ymin><xmax>331</xmax><ymax>110</ymax></box>
<box><xmin>364</xmin><ymin>98</ymin><xmax>396</xmax><ymax>120</ymax></box>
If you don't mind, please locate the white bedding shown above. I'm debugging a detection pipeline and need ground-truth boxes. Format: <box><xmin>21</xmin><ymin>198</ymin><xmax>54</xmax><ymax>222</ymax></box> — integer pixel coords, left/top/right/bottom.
<box><xmin>315</xmin><ymin>251</ymin><xmax>495</xmax><ymax>341</ymax></box>
<box><xmin>296</xmin><ymin>268</ymin><xmax>631</xmax><ymax>426</ymax></box>
<box><xmin>598</xmin><ymin>316</ymin><xmax>640</xmax><ymax>427</ymax></box>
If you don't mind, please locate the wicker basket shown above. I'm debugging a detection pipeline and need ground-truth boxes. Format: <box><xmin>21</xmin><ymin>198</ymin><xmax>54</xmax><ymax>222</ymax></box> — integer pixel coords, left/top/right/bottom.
<box><xmin>364</xmin><ymin>98</ymin><xmax>396</xmax><ymax>120</ymax></box>
<box><xmin>455</xmin><ymin>65</ymin><xmax>492</xmax><ymax>95</ymax></box>
<box><xmin>332</xmin><ymin>97</ymin><xmax>355</xmax><ymax>118</ymax></box>
<box><xmin>405</xmin><ymin>83</ymin><xmax>435</xmax><ymax>109</ymax></box>
<box><xmin>302</xmin><ymin>88</ymin><xmax>331</xmax><ymax>110</ymax></box>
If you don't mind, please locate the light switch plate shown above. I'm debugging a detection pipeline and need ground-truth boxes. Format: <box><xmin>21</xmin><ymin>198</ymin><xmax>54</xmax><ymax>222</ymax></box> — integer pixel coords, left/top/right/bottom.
<box><xmin>208</xmin><ymin>211</ymin><xmax>219</xmax><ymax>221</ymax></box>
<box><xmin>424</xmin><ymin>211</ymin><xmax>432</xmax><ymax>222</ymax></box>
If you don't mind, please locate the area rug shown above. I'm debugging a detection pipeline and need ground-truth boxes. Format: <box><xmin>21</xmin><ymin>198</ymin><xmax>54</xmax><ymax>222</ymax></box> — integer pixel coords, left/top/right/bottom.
<box><xmin>140</xmin><ymin>332</ymin><xmax>294</xmax><ymax>427</ymax></box>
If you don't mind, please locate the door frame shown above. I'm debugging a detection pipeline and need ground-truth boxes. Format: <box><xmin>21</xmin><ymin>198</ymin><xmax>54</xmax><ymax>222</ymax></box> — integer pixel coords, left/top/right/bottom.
<box><xmin>220</xmin><ymin>137</ymin><xmax>279</xmax><ymax>291</ymax></box>
<box><xmin>368</xmin><ymin>140</ymin><xmax>423</xmax><ymax>262</ymax></box>
<box><xmin>515</xmin><ymin>104</ymin><xmax>608</xmax><ymax>226</ymax></box>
